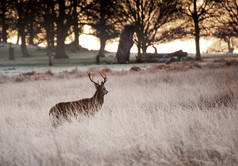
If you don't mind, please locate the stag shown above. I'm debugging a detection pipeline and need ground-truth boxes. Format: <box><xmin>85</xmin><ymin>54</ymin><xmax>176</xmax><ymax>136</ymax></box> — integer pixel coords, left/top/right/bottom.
<box><xmin>49</xmin><ymin>73</ymin><xmax>108</xmax><ymax>127</ymax></box>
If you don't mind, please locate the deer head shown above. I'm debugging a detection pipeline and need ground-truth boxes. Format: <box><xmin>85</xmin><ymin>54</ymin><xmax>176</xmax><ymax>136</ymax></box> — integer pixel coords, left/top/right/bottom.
<box><xmin>88</xmin><ymin>72</ymin><xmax>108</xmax><ymax>95</ymax></box>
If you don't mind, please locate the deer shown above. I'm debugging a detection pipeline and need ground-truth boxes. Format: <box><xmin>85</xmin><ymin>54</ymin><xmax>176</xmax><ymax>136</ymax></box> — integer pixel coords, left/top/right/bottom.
<box><xmin>49</xmin><ymin>72</ymin><xmax>108</xmax><ymax>127</ymax></box>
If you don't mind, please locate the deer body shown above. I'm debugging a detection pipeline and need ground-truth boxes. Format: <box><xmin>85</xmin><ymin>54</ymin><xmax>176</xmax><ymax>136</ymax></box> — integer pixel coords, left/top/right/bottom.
<box><xmin>49</xmin><ymin>73</ymin><xmax>108</xmax><ymax>127</ymax></box>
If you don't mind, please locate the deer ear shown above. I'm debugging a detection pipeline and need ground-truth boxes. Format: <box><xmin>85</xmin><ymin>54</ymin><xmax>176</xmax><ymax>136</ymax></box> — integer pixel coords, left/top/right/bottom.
<box><xmin>94</xmin><ymin>83</ymin><xmax>99</xmax><ymax>89</ymax></box>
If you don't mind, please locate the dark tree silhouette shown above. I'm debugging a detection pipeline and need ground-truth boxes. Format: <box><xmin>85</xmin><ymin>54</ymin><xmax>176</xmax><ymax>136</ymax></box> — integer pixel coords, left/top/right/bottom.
<box><xmin>0</xmin><ymin>0</ymin><xmax>9</xmax><ymax>42</ymax></box>
<box><xmin>115</xmin><ymin>23</ymin><xmax>135</xmax><ymax>63</ymax></box>
<box><xmin>54</xmin><ymin>0</ymin><xmax>72</xmax><ymax>58</ymax></box>
<box><xmin>39</xmin><ymin>0</ymin><xmax>56</xmax><ymax>65</ymax></box>
<box><xmin>38</xmin><ymin>0</ymin><xmax>85</xmax><ymax>60</ymax></box>
<box><xmin>206</xmin><ymin>3</ymin><xmax>238</xmax><ymax>55</ymax></box>
<box><xmin>26</xmin><ymin>0</ymin><xmax>40</xmax><ymax>46</ymax></box>
<box><xmin>53</xmin><ymin>0</ymin><xmax>85</xmax><ymax>58</ymax></box>
<box><xmin>122</xmin><ymin>0</ymin><xmax>179</xmax><ymax>60</ymax></box>
<box><xmin>13</xmin><ymin>0</ymin><xmax>30</xmax><ymax>57</ymax></box>
<box><xmin>71</xmin><ymin>0</ymin><xmax>84</xmax><ymax>52</ymax></box>
<box><xmin>208</xmin><ymin>0</ymin><xmax>238</xmax><ymax>53</ymax></box>
<box><xmin>210</xmin><ymin>23</ymin><xmax>237</xmax><ymax>53</ymax></box>
<box><xmin>1</xmin><ymin>1</ymin><xmax>18</xmax><ymax>44</ymax></box>
<box><xmin>179</xmin><ymin>0</ymin><xmax>218</xmax><ymax>60</ymax></box>
<box><xmin>82</xmin><ymin>0</ymin><xmax>125</xmax><ymax>57</ymax></box>
<box><xmin>217</xmin><ymin>0</ymin><xmax>238</xmax><ymax>35</ymax></box>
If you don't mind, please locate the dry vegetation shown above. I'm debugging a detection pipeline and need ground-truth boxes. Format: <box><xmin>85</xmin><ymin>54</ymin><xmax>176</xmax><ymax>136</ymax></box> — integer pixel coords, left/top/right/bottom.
<box><xmin>0</xmin><ymin>62</ymin><xmax>238</xmax><ymax>166</ymax></box>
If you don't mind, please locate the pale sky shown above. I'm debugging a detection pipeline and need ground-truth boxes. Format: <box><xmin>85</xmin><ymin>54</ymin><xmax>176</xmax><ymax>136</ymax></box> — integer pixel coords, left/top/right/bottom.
<box><xmin>78</xmin><ymin>34</ymin><xmax>214</xmax><ymax>54</ymax></box>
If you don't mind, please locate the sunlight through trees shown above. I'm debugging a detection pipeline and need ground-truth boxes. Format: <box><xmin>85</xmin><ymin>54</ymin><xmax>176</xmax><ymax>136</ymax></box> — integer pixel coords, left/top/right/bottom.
<box><xmin>0</xmin><ymin>0</ymin><xmax>237</xmax><ymax>59</ymax></box>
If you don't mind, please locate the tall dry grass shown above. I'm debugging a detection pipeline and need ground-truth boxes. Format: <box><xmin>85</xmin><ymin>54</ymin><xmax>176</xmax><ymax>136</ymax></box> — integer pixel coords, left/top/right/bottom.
<box><xmin>0</xmin><ymin>66</ymin><xmax>238</xmax><ymax>166</ymax></box>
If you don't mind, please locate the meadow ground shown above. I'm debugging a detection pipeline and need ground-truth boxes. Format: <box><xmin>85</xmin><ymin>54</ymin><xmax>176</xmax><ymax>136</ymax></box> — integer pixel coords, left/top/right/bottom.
<box><xmin>0</xmin><ymin>42</ymin><xmax>238</xmax><ymax>68</ymax></box>
<box><xmin>0</xmin><ymin>61</ymin><xmax>238</xmax><ymax>166</ymax></box>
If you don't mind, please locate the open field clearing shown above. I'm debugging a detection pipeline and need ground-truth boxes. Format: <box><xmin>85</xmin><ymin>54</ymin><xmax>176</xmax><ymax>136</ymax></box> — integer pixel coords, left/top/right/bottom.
<box><xmin>0</xmin><ymin>62</ymin><xmax>238</xmax><ymax>165</ymax></box>
<box><xmin>0</xmin><ymin>43</ymin><xmax>238</xmax><ymax>68</ymax></box>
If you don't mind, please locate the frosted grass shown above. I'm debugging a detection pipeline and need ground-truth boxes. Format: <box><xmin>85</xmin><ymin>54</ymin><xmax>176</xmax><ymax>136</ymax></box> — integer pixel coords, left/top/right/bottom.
<box><xmin>0</xmin><ymin>67</ymin><xmax>238</xmax><ymax>165</ymax></box>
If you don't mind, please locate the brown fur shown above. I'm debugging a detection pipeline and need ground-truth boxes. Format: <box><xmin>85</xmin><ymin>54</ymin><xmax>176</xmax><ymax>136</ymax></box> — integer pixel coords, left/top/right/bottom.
<box><xmin>49</xmin><ymin>73</ymin><xmax>108</xmax><ymax>127</ymax></box>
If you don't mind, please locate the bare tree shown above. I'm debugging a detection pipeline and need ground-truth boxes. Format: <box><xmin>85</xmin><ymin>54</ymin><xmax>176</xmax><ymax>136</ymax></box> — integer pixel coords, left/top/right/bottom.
<box><xmin>38</xmin><ymin>0</ymin><xmax>85</xmax><ymax>60</ymax></box>
<box><xmin>208</xmin><ymin>0</ymin><xmax>238</xmax><ymax>53</ymax></box>
<box><xmin>122</xmin><ymin>0</ymin><xmax>179</xmax><ymax>59</ymax></box>
<box><xmin>82</xmin><ymin>0</ymin><xmax>125</xmax><ymax>57</ymax></box>
<box><xmin>179</xmin><ymin>0</ymin><xmax>218</xmax><ymax>60</ymax></box>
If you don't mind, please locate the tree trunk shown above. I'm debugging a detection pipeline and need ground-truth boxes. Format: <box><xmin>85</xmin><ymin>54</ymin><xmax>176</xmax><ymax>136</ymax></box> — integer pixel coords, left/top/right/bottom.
<box><xmin>48</xmin><ymin>47</ymin><xmax>53</xmax><ymax>66</ymax></box>
<box><xmin>16</xmin><ymin>32</ymin><xmax>20</xmax><ymax>45</ymax></box>
<box><xmin>137</xmin><ymin>43</ymin><xmax>142</xmax><ymax>62</ymax></box>
<box><xmin>142</xmin><ymin>45</ymin><xmax>147</xmax><ymax>53</ymax></box>
<box><xmin>193</xmin><ymin>0</ymin><xmax>201</xmax><ymax>60</ymax></box>
<box><xmin>98</xmin><ymin>38</ymin><xmax>106</xmax><ymax>57</ymax></box>
<box><xmin>21</xmin><ymin>36</ymin><xmax>29</xmax><ymax>57</ymax></box>
<box><xmin>194</xmin><ymin>25</ymin><xmax>201</xmax><ymax>60</ymax></box>
<box><xmin>29</xmin><ymin>13</ymin><xmax>34</xmax><ymax>45</ymax></box>
<box><xmin>55</xmin><ymin>32</ymin><xmax>68</xmax><ymax>59</ymax></box>
<box><xmin>54</xmin><ymin>0</ymin><xmax>69</xmax><ymax>59</ymax></box>
<box><xmin>46</xmin><ymin>31</ymin><xmax>53</xmax><ymax>66</ymax></box>
<box><xmin>47</xmin><ymin>33</ymin><xmax>54</xmax><ymax>50</ymax></box>
<box><xmin>137</xmin><ymin>46</ymin><xmax>141</xmax><ymax>54</ymax></box>
<box><xmin>227</xmin><ymin>39</ymin><xmax>234</xmax><ymax>53</ymax></box>
<box><xmin>55</xmin><ymin>16</ymin><xmax>68</xmax><ymax>59</ymax></box>
<box><xmin>19</xmin><ymin>25</ymin><xmax>29</xmax><ymax>57</ymax></box>
<box><xmin>73</xmin><ymin>24</ymin><xmax>79</xmax><ymax>52</ymax></box>
<box><xmin>72</xmin><ymin>0</ymin><xmax>79</xmax><ymax>52</ymax></box>
<box><xmin>116</xmin><ymin>24</ymin><xmax>135</xmax><ymax>63</ymax></box>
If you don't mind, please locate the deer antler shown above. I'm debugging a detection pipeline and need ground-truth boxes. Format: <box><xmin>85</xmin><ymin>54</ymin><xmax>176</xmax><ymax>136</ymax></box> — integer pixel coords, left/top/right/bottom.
<box><xmin>88</xmin><ymin>72</ymin><xmax>99</xmax><ymax>85</ymax></box>
<box><xmin>100</xmin><ymin>72</ymin><xmax>107</xmax><ymax>84</ymax></box>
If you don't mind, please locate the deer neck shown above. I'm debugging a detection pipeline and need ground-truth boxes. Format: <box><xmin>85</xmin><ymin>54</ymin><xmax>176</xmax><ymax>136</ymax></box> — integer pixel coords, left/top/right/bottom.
<box><xmin>92</xmin><ymin>90</ymin><xmax>104</xmax><ymax>105</ymax></box>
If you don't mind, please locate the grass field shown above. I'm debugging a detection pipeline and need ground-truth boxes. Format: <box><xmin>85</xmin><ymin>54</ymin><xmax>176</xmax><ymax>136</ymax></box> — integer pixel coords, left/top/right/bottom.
<box><xmin>0</xmin><ymin>45</ymin><xmax>117</xmax><ymax>66</ymax></box>
<box><xmin>0</xmin><ymin>63</ymin><xmax>238</xmax><ymax>165</ymax></box>
<box><xmin>1</xmin><ymin>43</ymin><xmax>238</xmax><ymax>67</ymax></box>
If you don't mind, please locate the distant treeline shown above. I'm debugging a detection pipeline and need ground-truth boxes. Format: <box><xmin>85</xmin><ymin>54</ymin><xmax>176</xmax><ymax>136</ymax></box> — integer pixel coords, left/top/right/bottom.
<box><xmin>0</xmin><ymin>0</ymin><xmax>237</xmax><ymax>59</ymax></box>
